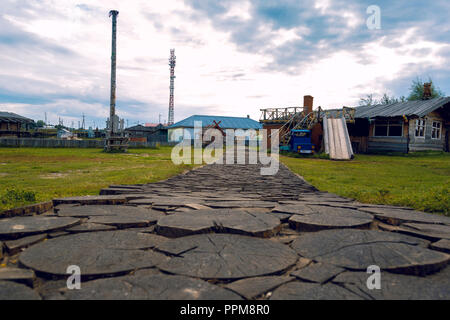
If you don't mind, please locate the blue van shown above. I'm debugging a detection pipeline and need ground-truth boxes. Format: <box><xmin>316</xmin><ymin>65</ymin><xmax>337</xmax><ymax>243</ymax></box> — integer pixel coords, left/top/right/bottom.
<box><xmin>290</xmin><ymin>129</ymin><xmax>315</xmax><ymax>153</ymax></box>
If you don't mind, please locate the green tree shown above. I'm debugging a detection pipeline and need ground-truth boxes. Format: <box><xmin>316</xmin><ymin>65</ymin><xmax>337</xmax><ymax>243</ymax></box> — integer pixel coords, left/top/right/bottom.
<box><xmin>407</xmin><ymin>77</ymin><xmax>445</xmax><ymax>101</ymax></box>
<box><xmin>36</xmin><ymin>120</ymin><xmax>45</xmax><ymax>128</ymax></box>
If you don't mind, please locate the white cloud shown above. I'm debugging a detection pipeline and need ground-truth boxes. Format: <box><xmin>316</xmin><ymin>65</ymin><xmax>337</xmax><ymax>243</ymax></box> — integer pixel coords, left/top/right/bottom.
<box><xmin>0</xmin><ymin>0</ymin><xmax>448</xmax><ymax>127</ymax></box>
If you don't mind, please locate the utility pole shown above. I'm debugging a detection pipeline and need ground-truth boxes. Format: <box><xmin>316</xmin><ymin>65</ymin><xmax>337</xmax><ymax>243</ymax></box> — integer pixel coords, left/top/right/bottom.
<box><xmin>105</xmin><ymin>10</ymin><xmax>128</xmax><ymax>152</ymax></box>
<box><xmin>109</xmin><ymin>10</ymin><xmax>118</xmax><ymax>136</ymax></box>
<box><xmin>81</xmin><ymin>113</ymin><xmax>86</xmax><ymax>130</ymax></box>
<box><xmin>168</xmin><ymin>49</ymin><xmax>176</xmax><ymax>125</ymax></box>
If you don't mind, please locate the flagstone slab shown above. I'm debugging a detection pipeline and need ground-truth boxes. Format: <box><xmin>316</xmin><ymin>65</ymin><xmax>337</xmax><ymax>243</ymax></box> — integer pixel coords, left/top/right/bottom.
<box><xmin>4</xmin><ymin>233</ymin><xmax>47</xmax><ymax>254</ymax></box>
<box><xmin>0</xmin><ymin>216</ymin><xmax>80</xmax><ymax>239</ymax></box>
<box><xmin>358</xmin><ymin>207</ymin><xmax>450</xmax><ymax>226</ymax></box>
<box><xmin>56</xmin><ymin>205</ymin><xmax>159</xmax><ymax>218</ymax></box>
<box><xmin>53</xmin><ymin>195</ymin><xmax>127</xmax><ymax>206</ymax></box>
<box><xmin>19</xmin><ymin>231</ymin><xmax>168</xmax><ymax>277</ymax></box>
<box><xmin>0</xmin><ymin>280</ymin><xmax>41</xmax><ymax>300</ymax></box>
<box><xmin>332</xmin><ymin>268</ymin><xmax>450</xmax><ymax>300</ymax></box>
<box><xmin>397</xmin><ymin>223</ymin><xmax>450</xmax><ymax>241</ymax></box>
<box><xmin>225</xmin><ymin>276</ymin><xmax>294</xmax><ymax>299</ymax></box>
<box><xmin>206</xmin><ymin>201</ymin><xmax>277</xmax><ymax>209</ymax></box>
<box><xmin>272</xmin><ymin>204</ymin><xmax>315</xmax><ymax>215</ymax></box>
<box><xmin>87</xmin><ymin>212</ymin><xmax>162</xmax><ymax>229</ymax></box>
<box><xmin>62</xmin><ymin>274</ymin><xmax>241</xmax><ymax>300</ymax></box>
<box><xmin>291</xmin><ymin>229</ymin><xmax>449</xmax><ymax>275</ymax></box>
<box><xmin>0</xmin><ymin>267</ymin><xmax>35</xmax><ymax>285</ymax></box>
<box><xmin>66</xmin><ymin>223</ymin><xmax>117</xmax><ymax>233</ymax></box>
<box><xmin>156</xmin><ymin>234</ymin><xmax>298</xmax><ymax>280</ymax></box>
<box><xmin>430</xmin><ymin>239</ymin><xmax>450</xmax><ymax>254</ymax></box>
<box><xmin>156</xmin><ymin>209</ymin><xmax>281</xmax><ymax>238</ymax></box>
<box><xmin>270</xmin><ymin>281</ymin><xmax>362</xmax><ymax>300</ymax></box>
<box><xmin>288</xmin><ymin>206</ymin><xmax>373</xmax><ymax>231</ymax></box>
<box><xmin>290</xmin><ymin>263</ymin><xmax>344</xmax><ymax>284</ymax></box>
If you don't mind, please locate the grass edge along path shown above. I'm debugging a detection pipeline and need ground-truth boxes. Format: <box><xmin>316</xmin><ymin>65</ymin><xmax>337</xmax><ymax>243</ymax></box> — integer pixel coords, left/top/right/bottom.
<box><xmin>281</xmin><ymin>151</ymin><xmax>450</xmax><ymax>216</ymax></box>
<box><xmin>0</xmin><ymin>147</ymin><xmax>196</xmax><ymax>212</ymax></box>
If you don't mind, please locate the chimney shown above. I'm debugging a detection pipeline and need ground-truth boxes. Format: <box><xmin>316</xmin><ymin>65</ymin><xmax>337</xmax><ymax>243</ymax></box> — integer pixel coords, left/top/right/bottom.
<box><xmin>247</xmin><ymin>115</ymin><xmax>250</xmax><ymax>119</ymax></box>
<box><xmin>303</xmin><ymin>95</ymin><xmax>313</xmax><ymax>115</ymax></box>
<box><xmin>423</xmin><ymin>82</ymin><xmax>432</xmax><ymax>100</ymax></box>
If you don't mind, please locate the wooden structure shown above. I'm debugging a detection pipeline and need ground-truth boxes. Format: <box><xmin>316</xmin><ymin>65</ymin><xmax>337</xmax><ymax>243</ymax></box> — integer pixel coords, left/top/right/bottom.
<box><xmin>105</xmin><ymin>10</ymin><xmax>128</xmax><ymax>152</ymax></box>
<box><xmin>260</xmin><ymin>95</ymin><xmax>323</xmax><ymax>149</ymax></box>
<box><xmin>347</xmin><ymin>97</ymin><xmax>450</xmax><ymax>153</ymax></box>
<box><xmin>0</xmin><ymin>112</ymin><xmax>34</xmax><ymax>138</ymax></box>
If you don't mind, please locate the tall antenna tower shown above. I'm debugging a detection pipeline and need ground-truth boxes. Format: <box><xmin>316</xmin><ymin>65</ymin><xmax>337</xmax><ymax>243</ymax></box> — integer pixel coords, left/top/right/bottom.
<box><xmin>81</xmin><ymin>113</ymin><xmax>86</xmax><ymax>130</ymax></box>
<box><xmin>168</xmin><ymin>49</ymin><xmax>176</xmax><ymax>125</ymax></box>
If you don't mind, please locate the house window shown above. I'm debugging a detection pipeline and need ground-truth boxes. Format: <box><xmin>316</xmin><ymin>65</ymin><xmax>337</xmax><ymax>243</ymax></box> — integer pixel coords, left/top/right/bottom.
<box><xmin>373</xmin><ymin>120</ymin><xmax>403</xmax><ymax>137</ymax></box>
<box><xmin>415</xmin><ymin>119</ymin><xmax>426</xmax><ymax>138</ymax></box>
<box><xmin>431</xmin><ymin>121</ymin><xmax>441</xmax><ymax>140</ymax></box>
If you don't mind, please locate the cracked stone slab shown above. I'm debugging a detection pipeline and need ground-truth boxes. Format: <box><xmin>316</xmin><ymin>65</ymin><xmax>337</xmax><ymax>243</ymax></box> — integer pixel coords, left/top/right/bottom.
<box><xmin>4</xmin><ymin>233</ymin><xmax>47</xmax><ymax>254</ymax></box>
<box><xmin>0</xmin><ymin>267</ymin><xmax>35</xmax><ymax>285</ymax></box>
<box><xmin>19</xmin><ymin>231</ymin><xmax>168</xmax><ymax>277</ymax></box>
<box><xmin>87</xmin><ymin>211</ymin><xmax>163</xmax><ymax>229</ymax></box>
<box><xmin>272</xmin><ymin>204</ymin><xmax>315</xmax><ymax>216</ymax></box>
<box><xmin>53</xmin><ymin>195</ymin><xmax>127</xmax><ymax>206</ymax></box>
<box><xmin>396</xmin><ymin>223</ymin><xmax>450</xmax><ymax>241</ymax></box>
<box><xmin>430</xmin><ymin>239</ymin><xmax>450</xmax><ymax>254</ymax></box>
<box><xmin>270</xmin><ymin>281</ymin><xmax>362</xmax><ymax>300</ymax></box>
<box><xmin>56</xmin><ymin>205</ymin><xmax>159</xmax><ymax>218</ymax></box>
<box><xmin>359</xmin><ymin>207</ymin><xmax>450</xmax><ymax>226</ymax></box>
<box><xmin>0</xmin><ymin>216</ymin><xmax>80</xmax><ymax>239</ymax></box>
<box><xmin>288</xmin><ymin>206</ymin><xmax>373</xmax><ymax>231</ymax></box>
<box><xmin>0</xmin><ymin>280</ymin><xmax>41</xmax><ymax>300</ymax></box>
<box><xmin>66</xmin><ymin>223</ymin><xmax>117</xmax><ymax>233</ymax></box>
<box><xmin>225</xmin><ymin>276</ymin><xmax>294</xmax><ymax>299</ymax></box>
<box><xmin>290</xmin><ymin>262</ymin><xmax>344</xmax><ymax>283</ymax></box>
<box><xmin>128</xmin><ymin>197</ymin><xmax>204</xmax><ymax>207</ymax></box>
<box><xmin>332</xmin><ymin>267</ymin><xmax>450</xmax><ymax>300</ymax></box>
<box><xmin>61</xmin><ymin>274</ymin><xmax>241</xmax><ymax>300</ymax></box>
<box><xmin>155</xmin><ymin>209</ymin><xmax>281</xmax><ymax>238</ymax></box>
<box><xmin>156</xmin><ymin>234</ymin><xmax>298</xmax><ymax>280</ymax></box>
<box><xmin>206</xmin><ymin>201</ymin><xmax>276</xmax><ymax>209</ymax></box>
<box><xmin>291</xmin><ymin>229</ymin><xmax>449</xmax><ymax>275</ymax></box>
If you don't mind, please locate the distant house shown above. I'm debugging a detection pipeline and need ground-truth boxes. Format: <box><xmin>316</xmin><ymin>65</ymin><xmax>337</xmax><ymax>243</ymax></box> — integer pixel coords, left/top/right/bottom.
<box><xmin>348</xmin><ymin>97</ymin><xmax>450</xmax><ymax>153</ymax></box>
<box><xmin>167</xmin><ymin>115</ymin><xmax>262</xmax><ymax>142</ymax></box>
<box><xmin>124</xmin><ymin>124</ymin><xmax>167</xmax><ymax>143</ymax></box>
<box><xmin>0</xmin><ymin>111</ymin><xmax>34</xmax><ymax>138</ymax></box>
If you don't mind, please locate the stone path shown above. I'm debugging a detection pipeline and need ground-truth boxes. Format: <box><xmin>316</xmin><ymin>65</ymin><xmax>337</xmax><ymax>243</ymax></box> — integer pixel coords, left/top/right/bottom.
<box><xmin>0</xmin><ymin>161</ymin><xmax>449</xmax><ymax>300</ymax></box>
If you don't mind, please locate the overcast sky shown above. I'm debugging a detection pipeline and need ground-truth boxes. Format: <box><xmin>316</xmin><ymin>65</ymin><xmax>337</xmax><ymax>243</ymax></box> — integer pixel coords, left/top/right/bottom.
<box><xmin>0</xmin><ymin>0</ymin><xmax>449</xmax><ymax>128</ymax></box>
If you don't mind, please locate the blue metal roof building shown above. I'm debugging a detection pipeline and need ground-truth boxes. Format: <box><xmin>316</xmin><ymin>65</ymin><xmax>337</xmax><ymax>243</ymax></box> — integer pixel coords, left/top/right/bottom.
<box><xmin>167</xmin><ymin>115</ymin><xmax>262</xmax><ymax>130</ymax></box>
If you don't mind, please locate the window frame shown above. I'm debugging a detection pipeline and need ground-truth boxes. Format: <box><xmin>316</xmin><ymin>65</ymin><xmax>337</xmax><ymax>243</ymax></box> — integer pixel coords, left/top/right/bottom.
<box><xmin>431</xmin><ymin>121</ymin><xmax>442</xmax><ymax>140</ymax></box>
<box><xmin>414</xmin><ymin>118</ymin><xmax>426</xmax><ymax>138</ymax></box>
<box><xmin>373</xmin><ymin>119</ymin><xmax>404</xmax><ymax>137</ymax></box>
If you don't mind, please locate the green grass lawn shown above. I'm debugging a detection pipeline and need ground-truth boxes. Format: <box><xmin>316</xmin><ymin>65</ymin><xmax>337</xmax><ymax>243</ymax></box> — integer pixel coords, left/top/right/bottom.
<box><xmin>281</xmin><ymin>151</ymin><xmax>450</xmax><ymax>216</ymax></box>
<box><xmin>0</xmin><ymin>147</ymin><xmax>195</xmax><ymax>212</ymax></box>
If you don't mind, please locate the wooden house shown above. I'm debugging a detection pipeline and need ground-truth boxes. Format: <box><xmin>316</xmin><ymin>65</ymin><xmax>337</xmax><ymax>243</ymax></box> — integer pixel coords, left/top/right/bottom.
<box><xmin>349</xmin><ymin>97</ymin><xmax>450</xmax><ymax>153</ymax></box>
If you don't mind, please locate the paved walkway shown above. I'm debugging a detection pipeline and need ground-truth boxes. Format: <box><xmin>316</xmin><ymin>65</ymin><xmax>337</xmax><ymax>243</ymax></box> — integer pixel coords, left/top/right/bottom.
<box><xmin>0</xmin><ymin>161</ymin><xmax>449</xmax><ymax>299</ymax></box>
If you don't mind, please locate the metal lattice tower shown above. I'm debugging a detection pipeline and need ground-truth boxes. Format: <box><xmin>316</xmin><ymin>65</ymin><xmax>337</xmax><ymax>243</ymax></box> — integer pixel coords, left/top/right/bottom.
<box><xmin>168</xmin><ymin>49</ymin><xmax>176</xmax><ymax>125</ymax></box>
